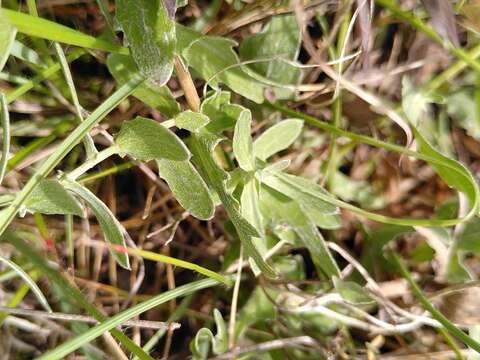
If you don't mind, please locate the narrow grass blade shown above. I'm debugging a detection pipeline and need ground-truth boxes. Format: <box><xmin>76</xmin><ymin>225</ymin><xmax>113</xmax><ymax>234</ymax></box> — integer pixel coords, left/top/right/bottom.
<box><xmin>2</xmin><ymin>231</ymin><xmax>154</xmax><ymax>360</ymax></box>
<box><xmin>0</xmin><ymin>93</ymin><xmax>10</xmax><ymax>184</ymax></box>
<box><xmin>108</xmin><ymin>245</ymin><xmax>229</xmax><ymax>285</ymax></box>
<box><xmin>0</xmin><ymin>75</ymin><xmax>143</xmax><ymax>237</ymax></box>
<box><xmin>37</xmin><ymin>278</ymin><xmax>221</xmax><ymax>360</ymax></box>
<box><xmin>387</xmin><ymin>247</ymin><xmax>480</xmax><ymax>353</ymax></box>
<box><xmin>6</xmin><ymin>48</ymin><xmax>85</xmax><ymax>103</ymax></box>
<box><xmin>2</xmin><ymin>9</ymin><xmax>127</xmax><ymax>54</ymax></box>
<box><xmin>53</xmin><ymin>43</ymin><xmax>97</xmax><ymax>157</ymax></box>
<box><xmin>0</xmin><ymin>255</ymin><xmax>51</xmax><ymax>312</ymax></box>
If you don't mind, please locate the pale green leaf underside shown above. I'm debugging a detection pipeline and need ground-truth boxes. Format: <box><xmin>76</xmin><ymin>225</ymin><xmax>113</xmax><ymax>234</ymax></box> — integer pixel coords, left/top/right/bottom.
<box><xmin>253</xmin><ymin>119</ymin><xmax>303</xmax><ymax>161</ymax></box>
<box><xmin>157</xmin><ymin>159</ymin><xmax>214</xmax><ymax>220</ymax></box>
<box><xmin>24</xmin><ymin>179</ymin><xmax>84</xmax><ymax>217</ymax></box>
<box><xmin>62</xmin><ymin>180</ymin><xmax>130</xmax><ymax>269</ymax></box>
<box><xmin>233</xmin><ymin>110</ymin><xmax>255</xmax><ymax>171</ymax></box>
<box><xmin>116</xmin><ymin>0</ymin><xmax>175</xmax><ymax>87</ymax></box>
<box><xmin>116</xmin><ymin>117</ymin><xmax>189</xmax><ymax>161</ymax></box>
<box><xmin>174</xmin><ymin>110</ymin><xmax>209</xmax><ymax>132</ymax></box>
<box><xmin>107</xmin><ymin>54</ymin><xmax>180</xmax><ymax>117</ymax></box>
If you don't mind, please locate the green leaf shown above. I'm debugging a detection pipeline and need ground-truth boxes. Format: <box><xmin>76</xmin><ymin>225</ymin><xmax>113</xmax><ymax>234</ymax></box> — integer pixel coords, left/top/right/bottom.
<box><xmin>183</xmin><ymin>37</ymin><xmax>264</xmax><ymax>103</ymax></box>
<box><xmin>0</xmin><ymin>10</ymin><xmax>17</xmax><ymax>72</ymax></box>
<box><xmin>189</xmin><ymin>130</ymin><xmax>276</xmax><ymax>278</ymax></box>
<box><xmin>107</xmin><ymin>54</ymin><xmax>180</xmax><ymax>117</ymax></box>
<box><xmin>0</xmin><ymin>255</ymin><xmax>52</xmax><ymax>312</ymax></box>
<box><xmin>156</xmin><ymin>159</ymin><xmax>214</xmax><ymax>220</ymax></box>
<box><xmin>239</xmin><ymin>14</ymin><xmax>301</xmax><ymax>99</ymax></box>
<box><xmin>116</xmin><ymin>117</ymin><xmax>213</xmax><ymax>219</ymax></box>
<box><xmin>37</xmin><ymin>278</ymin><xmax>220</xmax><ymax>360</ymax></box>
<box><xmin>457</xmin><ymin>218</ymin><xmax>480</xmax><ymax>254</ymax></box>
<box><xmin>24</xmin><ymin>179</ymin><xmax>84</xmax><ymax>217</ymax></box>
<box><xmin>10</xmin><ymin>40</ymin><xmax>44</xmax><ymax>67</ymax></box>
<box><xmin>200</xmin><ymin>91</ymin><xmax>245</xmax><ymax>133</ymax></box>
<box><xmin>253</xmin><ymin>119</ymin><xmax>303</xmax><ymax>161</ymax></box>
<box><xmin>240</xmin><ymin>175</ymin><xmax>266</xmax><ymax>276</ymax></box>
<box><xmin>62</xmin><ymin>179</ymin><xmax>130</xmax><ymax>270</ymax></box>
<box><xmin>446</xmin><ymin>89</ymin><xmax>480</xmax><ymax>140</ymax></box>
<box><xmin>190</xmin><ymin>309</ymin><xmax>228</xmax><ymax>360</ymax></box>
<box><xmin>116</xmin><ymin>117</ymin><xmax>189</xmax><ymax>161</ymax></box>
<box><xmin>333</xmin><ymin>277</ymin><xmax>374</xmax><ymax>305</ymax></box>
<box><xmin>116</xmin><ymin>0</ymin><xmax>176</xmax><ymax>87</ymax></box>
<box><xmin>259</xmin><ymin>184</ymin><xmax>340</xmax><ymax>277</ymax></box>
<box><xmin>232</xmin><ymin>109</ymin><xmax>255</xmax><ymax>171</ymax></box>
<box><xmin>174</xmin><ymin>110</ymin><xmax>209</xmax><ymax>132</ymax></box>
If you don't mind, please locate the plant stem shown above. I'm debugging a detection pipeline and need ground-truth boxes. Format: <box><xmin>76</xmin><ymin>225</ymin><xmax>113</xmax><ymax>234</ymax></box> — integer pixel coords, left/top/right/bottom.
<box><xmin>66</xmin><ymin>145</ymin><xmax>119</xmax><ymax>181</ymax></box>
<box><xmin>387</xmin><ymin>247</ymin><xmax>480</xmax><ymax>353</ymax></box>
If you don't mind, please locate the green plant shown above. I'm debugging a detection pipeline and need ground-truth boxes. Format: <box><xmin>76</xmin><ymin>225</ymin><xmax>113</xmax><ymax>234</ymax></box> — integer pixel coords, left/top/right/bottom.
<box><xmin>1</xmin><ymin>0</ymin><xmax>480</xmax><ymax>358</ymax></box>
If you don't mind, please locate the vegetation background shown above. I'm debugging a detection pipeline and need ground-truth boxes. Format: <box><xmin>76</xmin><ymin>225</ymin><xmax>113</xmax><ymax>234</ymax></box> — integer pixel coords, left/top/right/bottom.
<box><xmin>1</xmin><ymin>0</ymin><xmax>480</xmax><ymax>359</ymax></box>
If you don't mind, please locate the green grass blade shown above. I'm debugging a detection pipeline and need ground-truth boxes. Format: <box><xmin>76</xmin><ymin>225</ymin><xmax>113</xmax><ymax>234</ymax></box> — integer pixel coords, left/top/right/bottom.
<box><xmin>112</xmin><ymin>245</ymin><xmax>229</xmax><ymax>285</ymax></box>
<box><xmin>2</xmin><ymin>231</ymin><xmax>154</xmax><ymax>360</ymax></box>
<box><xmin>6</xmin><ymin>48</ymin><xmax>85</xmax><ymax>104</ymax></box>
<box><xmin>0</xmin><ymin>93</ymin><xmax>10</xmax><ymax>184</ymax></box>
<box><xmin>0</xmin><ymin>75</ymin><xmax>143</xmax><ymax>237</ymax></box>
<box><xmin>37</xmin><ymin>278</ymin><xmax>221</xmax><ymax>360</ymax></box>
<box><xmin>387</xmin><ymin>247</ymin><xmax>480</xmax><ymax>352</ymax></box>
<box><xmin>0</xmin><ymin>255</ymin><xmax>51</xmax><ymax>312</ymax></box>
<box><xmin>53</xmin><ymin>43</ymin><xmax>97</xmax><ymax>157</ymax></box>
<box><xmin>2</xmin><ymin>9</ymin><xmax>127</xmax><ymax>54</ymax></box>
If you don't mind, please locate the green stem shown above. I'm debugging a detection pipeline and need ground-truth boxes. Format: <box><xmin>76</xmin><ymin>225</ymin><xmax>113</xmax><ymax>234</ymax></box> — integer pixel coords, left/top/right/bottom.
<box><xmin>66</xmin><ymin>145</ymin><xmax>119</xmax><ymax>181</ymax></box>
<box><xmin>387</xmin><ymin>248</ymin><xmax>480</xmax><ymax>353</ymax></box>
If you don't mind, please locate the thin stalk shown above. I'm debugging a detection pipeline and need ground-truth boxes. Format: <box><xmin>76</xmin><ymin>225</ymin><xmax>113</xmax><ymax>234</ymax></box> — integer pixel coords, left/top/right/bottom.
<box><xmin>0</xmin><ymin>76</ymin><xmax>142</xmax><ymax>237</ymax></box>
<box><xmin>0</xmin><ymin>93</ymin><xmax>10</xmax><ymax>184</ymax></box>
<box><xmin>53</xmin><ymin>43</ymin><xmax>97</xmax><ymax>158</ymax></box>
<box><xmin>387</xmin><ymin>248</ymin><xmax>480</xmax><ymax>353</ymax></box>
<box><xmin>66</xmin><ymin>145</ymin><xmax>119</xmax><ymax>181</ymax></box>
